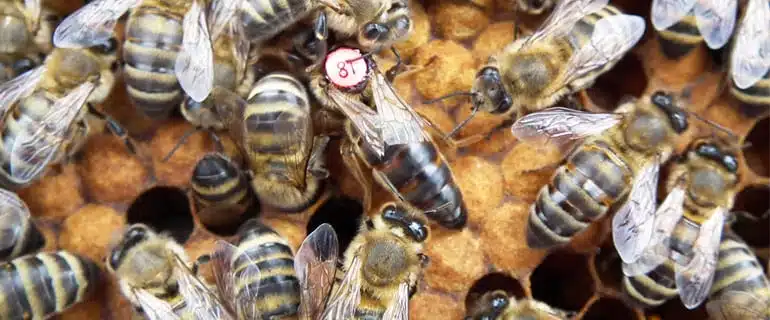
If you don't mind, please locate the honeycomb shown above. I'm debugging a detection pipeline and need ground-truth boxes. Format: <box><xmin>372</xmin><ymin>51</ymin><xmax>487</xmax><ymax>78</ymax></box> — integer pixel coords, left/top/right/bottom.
<box><xmin>22</xmin><ymin>0</ymin><xmax>770</xmax><ymax>319</ymax></box>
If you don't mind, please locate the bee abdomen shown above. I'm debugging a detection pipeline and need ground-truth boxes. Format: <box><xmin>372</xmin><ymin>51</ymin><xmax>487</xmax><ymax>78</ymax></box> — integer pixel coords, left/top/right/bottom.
<box><xmin>0</xmin><ymin>219</ymin><xmax>45</xmax><ymax>261</ymax></box>
<box><xmin>240</xmin><ymin>0</ymin><xmax>314</xmax><ymax>42</ymax></box>
<box><xmin>245</xmin><ymin>73</ymin><xmax>310</xmax><ymax>155</ymax></box>
<box><xmin>729</xmin><ymin>70</ymin><xmax>770</xmax><ymax>118</ymax></box>
<box><xmin>191</xmin><ymin>154</ymin><xmax>252</xmax><ymax>208</ymax></box>
<box><xmin>0</xmin><ymin>251</ymin><xmax>100</xmax><ymax>320</ymax></box>
<box><xmin>657</xmin><ymin>14</ymin><xmax>703</xmax><ymax>59</ymax></box>
<box><xmin>566</xmin><ymin>4</ymin><xmax>624</xmax><ymax>88</ymax></box>
<box><xmin>710</xmin><ymin>232</ymin><xmax>770</xmax><ymax>298</ymax></box>
<box><xmin>123</xmin><ymin>11</ymin><xmax>183</xmax><ymax>119</ymax></box>
<box><xmin>622</xmin><ymin>268</ymin><xmax>678</xmax><ymax>308</ymax></box>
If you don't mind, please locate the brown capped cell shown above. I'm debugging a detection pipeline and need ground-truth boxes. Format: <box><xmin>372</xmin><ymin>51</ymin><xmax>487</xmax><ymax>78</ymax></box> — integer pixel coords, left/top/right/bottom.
<box><xmin>501</xmin><ymin>142</ymin><xmax>562</xmax><ymax>201</ymax></box>
<box><xmin>36</xmin><ymin>220</ymin><xmax>59</xmax><ymax>252</ymax></box>
<box><xmin>393</xmin><ymin>0</ymin><xmax>431</xmax><ymax>59</ymax></box>
<box><xmin>416</xmin><ymin>104</ymin><xmax>456</xmax><ymax>135</ymax></box>
<box><xmin>413</xmin><ymin>40</ymin><xmax>476</xmax><ymax>102</ymax></box>
<box><xmin>432</xmin><ymin>1</ymin><xmax>490</xmax><ymax>41</ymax></box>
<box><xmin>78</xmin><ymin>133</ymin><xmax>150</xmax><ymax>204</ymax></box>
<box><xmin>423</xmin><ymin>228</ymin><xmax>486</xmax><ymax>294</ymax></box>
<box><xmin>454</xmin><ymin>101</ymin><xmax>507</xmax><ymax>139</ymax></box>
<box><xmin>58</xmin><ymin>295</ymin><xmax>104</xmax><ymax>320</ymax></box>
<box><xmin>409</xmin><ymin>291</ymin><xmax>465</xmax><ymax>319</ymax></box>
<box><xmin>262</xmin><ymin>217</ymin><xmax>307</xmax><ymax>252</ymax></box>
<box><xmin>59</xmin><ymin>204</ymin><xmax>126</xmax><ymax>264</ymax></box>
<box><xmin>473</xmin><ymin>21</ymin><xmax>517</xmax><ymax>66</ymax></box>
<box><xmin>467</xmin><ymin>127</ymin><xmax>517</xmax><ymax>156</ymax></box>
<box><xmin>18</xmin><ymin>164</ymin><xmax>84</xmax><ymax>220</ymax></box>
<box><xmin>453</xmin><ymin>156</ymin><xmax>504</xmax><ymax>224</ymax></box>
<box><xmin>478</xmin><ymin>201</ymin><xmax>547</xmax><ymax>279</ymax></box>
<box><xmin>150</xmin><ymin>120</ymin><xmax>215</xmax><ymax>186</ymax></box>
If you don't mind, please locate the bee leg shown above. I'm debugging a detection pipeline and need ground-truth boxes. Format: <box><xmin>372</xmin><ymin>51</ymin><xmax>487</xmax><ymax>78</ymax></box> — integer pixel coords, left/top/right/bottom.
<box><xmin>386</xmin><ymin>47</ymin><xmax>403</xmax><ymax>82</ymax></box>
<box><xmin>192</xmin><ymin>254</ymin><xmax>211</xmax><ymax>275</ymax></box>
<box><xmin>341</xmin><ymin>139</ymin><xmax>373</xmax><ymax>211</ymax></box>
<box><xmin>87</xmin><ymin>104</ymin><xmax>139</xmax><ymax>155</ymax></box>
<box><xmin>421</xmin><ymin>116</ymin><xmax>484</xmax><ymax>150</ymax></box>
<box><xmin>162</xmin><ymin>127</ymin><xmax>202</xmax><ymax>162</ymax></box>
<box><xmin>371</xmin><ymin>170</ymin><xmax>407</xmax><ymax>203</ymax></box>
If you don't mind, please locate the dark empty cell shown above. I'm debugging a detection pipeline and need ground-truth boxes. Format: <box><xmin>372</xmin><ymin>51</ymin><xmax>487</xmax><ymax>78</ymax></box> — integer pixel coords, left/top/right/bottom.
<box><xmin>582</xmin><ymin>297</ymin><xmax>636</xmax><ymax>320</ymax></box>
<box><xmin>127</xmin><ymin>186</ymin><xmax>195</xmax><ymax>244</ymax></box>
<box><xmin>306</xmin><ymin>195</ymin><xmax>363</xmax><ymax>255</ymax></box>
<box><xmin>530</xmin><ymin>251</ymin><xmax>594</xmax><ymax>312</ymax></box>
<box><xmin>465</xmin><ymin>272</ymin><xmax>525</xmax><ymax>311</ymax></box>
<box><xmin>585</xmin><ymin>54</ymin><xmax>646</xmax><ymax>112</ymax></box>
<box><xmin>731</xmin><ymin>185</ymin><xmax>770</xmax><ymax>248</ymax></box>
<box><xmin>744</xmin><ymin>117</ymin><xmax>769</xmax><ymax>177</ymax></box>
<box><xmin>592</xmin><ymin>242</ymin><xmax>624</xmax><ymax>292</ymax></box>
<box><xmin>651</xmin><ymin>297</ymin><xmax>709</xmax><ymax>319</ymax></box>
<box><xmin>202</xmin><ymin>199</ymin><xmax>261</xmax><ymax>237</ymax></box>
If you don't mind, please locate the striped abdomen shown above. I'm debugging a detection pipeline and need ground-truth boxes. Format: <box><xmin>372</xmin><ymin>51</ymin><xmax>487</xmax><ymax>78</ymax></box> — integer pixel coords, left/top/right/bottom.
<box><xmin>190</xmin><ymin>153</ymin><xmax>253</xmax><ymax>228</ymax></box>
<box><xmin>240</xmin><ymin>0</ymin><xmax>316</xmax><ymax>43</ymax></box>
<box><xmin>232</xmin><ymin>220</ymin><xmax>300</xmax><ymax>318</ymax></box>
<box><xmin>527</xmin><ymin>141</ymin><xmax>631</xmax><ymax>248</ymax></box>
<box><xmin>563</xmin><ymin>4</ymin><xmax>624</xmax><ymax>90</ymax></box>
<box><xmin>656</xmin><ymin>14</ymin><xmax>703</xmax><ymax>59</ymax></box>
<box><xmin>363</xmin><ymin>142</ymin><xmax>467</xmax><ymax>229</ymax></box>
<box><xmin>0</xmin><ymin>251</ymin><xmax>101</xmax><ymax>320</ymax></box>
<box><xmin>123</xmin><ymin>7</ymin><xmax>184</xmax><ymax>119</ymax></box>
<box><xmin>729</xmin><ymin>70</ymin><xmax>770</xmax><ymax>118</ymax></box>
<box><xmin>0</xmin><ymin>215</ymin><xmax>44</xmax><ymax>262</ymax></box>
<box><xmin>709</xmin><ymin>231</ymin><xmax>770</xmax><ymax>301</ymax></box>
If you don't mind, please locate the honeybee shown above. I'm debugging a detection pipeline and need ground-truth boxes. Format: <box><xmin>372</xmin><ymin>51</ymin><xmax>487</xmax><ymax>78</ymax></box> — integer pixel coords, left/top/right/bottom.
<box><xmin>0</xmin><ymin>42</ymin><xmax>123</xmax><ymax>190</ymax></box>
<box><xmin>0</xmin><ymin>53</ymin><xmax>42</xmax><ymax>84</ymax></box>
<box><xmin>461</xmin><ymin>0</ymin><xmax>644</xmax><ymax>128</ymax></box>
<box><xmin>0</xmin><ymin>0</ymin><xmax>58</xmax><ymax>59</ymax></box>
<box><xmin>516</xmin><ymin>0</ymin><xmax>557</xmax><ymax>15</ymax></box>
<box><xmin>210</xmin><ymin>72</ymin><xmax>330</xmax><ymax>212</ymax></box>
<box><xmin>0</xmin><ymin>250</ymin><xmax>102</xmax><ymax>320</ymax></box>
<box><xmin>510</xmin><ymin>91</ymin><xmax>689</xmax><ymax>250</ymax></box>
<box><xmin>621</xmin><ymin>137</ymin><xmax>740</xmax><ymax>309</ymax></box>
<box><xmin>727</xmin><ymin>0</ymin><xmax>770</xmax><ymax>118</ymax></box>
<box><xmin>706</xmin><ymin>230</ymin><xmax>770</xmax><ymax>320</ymax></box>
<box><xmin>321</xmin><ymin>201</ymin><xmax>430</xmax><ymax>319</ymax></box>
<box><xmin>465</xmin><ymin>290</ymin><xmax>573</xmax><ymax>320</ymax></box>
<box><xmin>0</xmin><ymin>188</ymin><xmax>44</xmax><ymax>262</ymax></box>
<box><xmin>651</xmin><ymin>0</ymin><xmax>737</xmax><ymax>59</ymax></box>
<box><xmin>189</xmin><ymin>150</ymin><xmax>255</xmax><ymax>231</ymax></box>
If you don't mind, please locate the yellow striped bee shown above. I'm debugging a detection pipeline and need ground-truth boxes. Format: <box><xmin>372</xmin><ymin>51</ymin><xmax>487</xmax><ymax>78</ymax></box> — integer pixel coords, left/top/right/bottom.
<box><xmin>189</xmin><ymin>150</ymin><xmax>255</xmax><ymax>232</ymax></box>
<box><xmin>621</xmin><ymin>137</ymin><xmax>740</xmax><ymax>309</ymax></box>
<box><xmin>511</xmin><ymin>91</ymin><xmax>688</xmax><ymax>250</ymax></box>
<box><xmin>651</xmin><ymin>0</ymin><xmax>737</xmax><ymax>59</ymax></box>
<box><xmin>0</xmin><ymin>0</ymin><xmax>58</xmax><ymax>58</ymax></box>
<box><xmin>706</xmin><ymin>230</ymin><xmax>770</xmax><ymax>320</ymax></box>
<box><xmin>466</xmin><ymin>290</ymin><xmax>573</xmax><ymax>320</ymax></box>
<box><xmin>0</xmin><ymin>188</ymin><xmax>44</xmax><ymax>262</ymax></box>
<box><xmin>728</xmin><ymin>0</ymin><xmax>770</xmax><ymax>118</ymax></box>
<box><xmin>458</xmin><ymin>0</ymin><xmax>644</xmax><ymax>130</ymax></box>
<box><xmin>0</xmin><ymin>250</ymin><xmax>102</xmax><ymax>320</ymax></box>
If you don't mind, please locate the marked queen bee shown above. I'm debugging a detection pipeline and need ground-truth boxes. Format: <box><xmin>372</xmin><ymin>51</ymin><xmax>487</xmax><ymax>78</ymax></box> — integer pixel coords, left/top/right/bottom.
<box><xmin>651</xmin><ymin>0</ymin><xmax>737</xmax><ymax>59</ymax></box>
<box><xmin>510</xmin><ymin>91</ymin><xmax>689</xmax><ymax>250</ymax></box>
<box><xmin>0</xmin><ymin>187</ymin><xmax>44</xmax><ymax>262</ymax></box>
<box><xmin>465</xmin><ymin>290</ymin><xmax>573</xmax><ymax>320</ymax></box>
<box><xmin>727</xmin><ymin>0</ymin><xmax>770</xmax><ymax>118</ymax></box>
<box><xmin>621</xmin><ymin>137</ymin><xmax>741</xmax><ymax>309</ymax></box>
<box><xmin>451</xmin><ymin>0</ymin><xmax>644</xmax><ymax>133</ymax></box>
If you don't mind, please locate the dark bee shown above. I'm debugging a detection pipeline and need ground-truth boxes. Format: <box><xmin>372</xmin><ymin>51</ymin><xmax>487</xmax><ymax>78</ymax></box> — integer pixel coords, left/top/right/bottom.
<box><xmin>0</xmin><ymin>188</ymin><xmax>44</xmax><ymax>262</ymax></box>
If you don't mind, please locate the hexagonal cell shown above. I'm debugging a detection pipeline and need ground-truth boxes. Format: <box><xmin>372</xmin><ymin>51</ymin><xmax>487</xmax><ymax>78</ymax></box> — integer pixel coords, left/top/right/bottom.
<box><xmin>743</xmin><ymin>117</ymin><xmax>769</xmax><ymax>177</ymax></box>
<box><xmin>306</xmin><ymin>195</ymin><xmax>364</xmax><ymax>254</ymax></box>
<box><xmin>200</xmin><ymin>200</ymin><xmax>261</xmax><ymax>237</ymax></box>
<box><xmin>731</xmin><ymin>185</ymin><xmax>770</xmax><ymax>248</ymax></box>
<box><xmin>582</xmin><ymin>297</ymin><xmax>637</xmax><ymax>320</ymax></box>
<box><xmin>127</xmin><ymin>186</ymin><xmax>194</xmax><ymax>243</ymax></box>
<box><xmin>586</xmin><ymin>54</ymin><xmax>646</xmax><ymax>112</ymax></box>
<box><xmin>649</xmin><ymin>298</ymin><xmax>709</xmax><ymax>319</ymax></box>
<box><xmin>530</xmin><ymin>251</ymin><xmax>595</xmax><ymax>313</ymax></box>
<box><xmin>464</xmin><ymin>272</ymin><xmax>526</xmax><ymax>311</ymax></box>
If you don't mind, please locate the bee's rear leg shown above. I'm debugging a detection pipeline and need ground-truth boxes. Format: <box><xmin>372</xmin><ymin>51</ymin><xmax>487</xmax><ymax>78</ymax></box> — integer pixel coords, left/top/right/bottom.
<box><xmin>87</xmin><ymin>104</ymin><xmax>139</xmax><ymax>155</ymax></box>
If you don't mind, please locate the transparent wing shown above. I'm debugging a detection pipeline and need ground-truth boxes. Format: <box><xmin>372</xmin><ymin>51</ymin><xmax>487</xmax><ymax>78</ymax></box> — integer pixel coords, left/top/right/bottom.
<box><xmin>622</xmin><ymin>187</ymin><xmax>685</xmax><ymax>276</ymax></box>
<box><xmin>176</xmin><ymin>0</ymin><xmax>214</xmax><ymax>103</ymax></box>
<box><xmin>174</xmin><ymin>253</ymin><xmax>232</xmax><ymax>320</ymax></box>
<box><xmin>612</xmin><ymin>160</ymin><xmax>660</xmax><ymax>263</ymax></box>
<box><xmin>0</xmin><ymin>189</ymin><xmax>30</xmax><ymax>256</ymax></box>
<box><xmin>0</xmin><ymin>65</ymin><xmax>45</xmax><ymax>119</ymax></box>
<box><xmin>133</xmin><ymin>289</ymin><xmax>182</xmax><ymax>320</ymax></box>
<box><xmin>307</xmin><ymin>136</ymin><xmax>331</xmax><ymax>180</ymax></box>
<box><xmin>53</xmin><ymin>0</ymin><xmax>139</xmax><ymax>48</ymax></box>
<box><xmin>327</xmin><ymin>87</ymin><xmax>384</xmax><ymax>157</ymax></box>
<box><xmin>381</xmin><ymin>282</ymin><xmax>409</xmax><ymax>320</ymax></box>
<box><xmin>371</xmin><ymin>70</ymin><xmax>429</xmax><ymax>147</ymax></box>
<box><xmin>10</xmin><ymin>81</ymin><xmax>94</xmax><ymax>182</ymax></box>
<box><xmin>207</xmin><ymin>0</ymin><xmax>242</xmax><ymax>41</ymax></box>
<box><xmin>211</xmin><ymin>240</ymin><xmax>262</xmax><ymax>320</ymax></box>
<box><xmin>651</xmin><ymin>0</ymin><xmax>696</xmax><ymax>30</ymax></box>
<box><xmin>22</xmin><ymin>0</ymin><xmax>41</xmax><ymax>30</ymax></box>
<box><xmin>564</xmin><ymin>14</ymin><xmax>646</xmax><ymax>85</ymax></box>
<box><xmin>510</xmin><ymin>107</ymin><xmax>621</xmax><ymax>148</ymax></box>
<box><xmin>229</xmin><ymin>17</ymin><xmax>250</xmax><ymax>84</ymax></box>
<box><xmin>322</xmin><ymin>256</ymin><xmax>362</xmax><ymax>320</ymax></box>
<box><xmin>730</xmin><ymin>0</ymin><xmax>770</xmax><ymax>89</ymax></box>
<box><xmin>693</xmin><ymin>0</ymin><xmax>737</xmax><ymax>49</ymax></box>
<box><xmin>210</xmin><ymin>87</ymin><xmax>247</xmax><ymax>146</ymax></box>
<box><xmin>296</xmin><ymin>223</ymin><xmax>339</xmax><ymax>320</ymax></box>
<box><xmin>676</xmin><ymin>208</ymin><xmax>725</xmax><ymax>309</ymax></box>
<box><xmin>705</xmin><ymin>291</ymin><xmax>770</xmax><ymax>320</ymax></box>
<box><xmin>525</xmin><ymin>0</ymin><xmax>609</xmax><ymax>45</ymax></box>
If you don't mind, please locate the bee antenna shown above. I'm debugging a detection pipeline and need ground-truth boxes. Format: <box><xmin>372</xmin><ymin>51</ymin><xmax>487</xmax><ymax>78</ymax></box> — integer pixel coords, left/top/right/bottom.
<box><xmin>423</xmin><ymin>91</ymin><xmax>477</xmax><ymax>104</ymax></box>
<box><xmin>686</xmin><ymin>111</ymin><xmax>739</xmax><ymax>141</ymax></box>
<box><xmin>162</xmin><ymin>127</ymin><xmax>203</xmax><ymax>162</ymax></box>
<box><xmin>448</xmin><ymin>105</ymin><xmax>479</xmax><ymax>137</ymax></box>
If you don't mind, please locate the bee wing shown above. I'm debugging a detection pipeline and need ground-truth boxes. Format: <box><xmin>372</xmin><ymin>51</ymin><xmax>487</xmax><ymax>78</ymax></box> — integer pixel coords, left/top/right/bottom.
<box><xmin>510</xmin><ymin>107</ymin><xmax>621</xmax><ymax>148</ymax></box>
<box><xmin>307</xmin><ymin>136</ymin><xmax>331</xmax><ymax>180</ymax></box>
<box><xmin>622</xmin><ymin>187</ymin><xmax>686</xmax><ymax>276</ymax></box>
<box><xmin>211</xmin><ymin>240</ymin><xmax>262</xmax><ymax>319</ymax></box>
<box><xmin>327</xmin><ymin>87</ymin><xmax>384</xmax><ymax>157</ymax></box>
<box><xmin>526</xmin><ymin>0</ymin><xmax>608</xmax><ymax>45</ymax></box>
<box><xmin>705</xmin><ymin>291</ymin><xmax>770</xmax><ymax>320</ymax></box>
<box><xmin>53</xmin><ymin>0</ymin><xmax>139</xmax><ymax>48</ymax></box>
<box><xmin>229</xmin><ymin>16</ymin><xmax>251</xmax><ymax>84</ymax></box>
<box><xmin>133</xmin><ymin>289</ymin><xmax>182</xmax><ymax>320</ymax></box>
<box><xmin>174</xmin><ymin>252</ymin><xmax>233</xmax><ymax>320</ymax></box>
<box><xmin>22</xmin><ymin>0</ymin><xmax>41</xmax><ymax>30</ymax></box>
<box><xmin>0</xmin><ymin>189</ymin><xmax>31</xmax><ymax>255</ymax></box>
<box><xmin>564</xmin><ymin>14</ymin><xmax>646</xmax><ymax>86</ymax></box>
<box><xmin>210</xmin><ymin>87</ymin><xmax>247</xmax><ymax>146</ymax></box>
<box><xmin>612</xmin><ymin>160</ymin><xmax>660</xmax><ymax>264</ymax></box>
<box><xmin>0</xmin><ymin>65</ymin><xmax>45</xmax><ymax>119</ymax></box>
<box><xmin>651</xmin><ymin>0</ymin><xmax>697</xmax><ymax>30</ymax></box>
<box><xmin>268</xmin><ymin>100</ymin><xmax>314</xmax><ymax>189</ymax></box>
<box><xmin>381</xmin><ymin>282</ymin><xmax>410</xmax><ymax>320</ymax></box>
<box><xmin>322</xmin><ymin>256</ymin><xmax>362</xmax><ymax>320</ymax></box>
<box><xmin>296</xmin><ymin>223</ymin><xmax>339</xmax><ymax>320</ymax></box>
<box><xmin>693</xmin><ymin>0</ymin><xmax>737</xmax><ymax>49</ymax></box>
<box><xmin>176</xmin><ymin>0</ymin><xmax>214</xmax><ymax>103</ymax></box>
<box><xmin>729</xmin><ymin>0</ymin><xmax>770</xmax><ymax>89</ymax></box>
<box><xmin>675</xmin><ymin>208</ymin><xmax>725</xmax><ymax>309</ymax></box>
<box><xmin>371</xmin><ymin>70</ymin><xmax>429</xmax><ymax>147</ymax></box>
<box><xmin>10</xmin><ymin>81</ymin><xmax>94</xmax><ymax>182</ymax></box>
<box><xmin>207</xmin><ymin>0</ymin><xmax>242</xmax><ymax>41</ymax></box>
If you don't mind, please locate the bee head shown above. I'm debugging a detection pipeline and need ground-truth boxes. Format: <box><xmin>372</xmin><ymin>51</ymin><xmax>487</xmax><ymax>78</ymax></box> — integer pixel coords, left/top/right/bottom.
<box><xmin>356</xmin><ymin>0</ymin><xmax>411</xmax><ymax>49</ymax></box>
<box><xmin>108</xmin><ymin>224</ymin><xmax>151</xmax><ymax>271</ymax></box>
<box><xmin>517</xmin><ymin>0</ymin><xmax>554</xmax><ymax>14</ymax></box>
<box><xmin>682</xmin><ymin>140</ymin><xmax>739</xmax><ymax>207</ymax></box>
<box><xmin>380</xmin><ymin>203</ymin><xmax>428</xmax><ymax>243</ymax></box>
<box><xmin>472</xmin><ymin>67</ymin><xmax>512</xmax><ymax>114</ymax></box>
<box><xmin>12</xmin><ymin>57</ymin><xmax>38</xmax><ymax>75</ymax></box>
<box><xmin>650</xmin><ymin>91</ymin><xmax>688</xmax><ymax>134</ymax></box>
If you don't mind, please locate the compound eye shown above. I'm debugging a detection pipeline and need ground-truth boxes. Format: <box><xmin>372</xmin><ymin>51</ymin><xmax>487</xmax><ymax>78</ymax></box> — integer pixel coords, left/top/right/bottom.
<box><xmin>363</xmin><ymin>23</ymin><xmax>388</xmax><ymax>40</ymax></box>
<box><xmin>394</xmin><ymin>17</ymin><xmax>410</xmax><ymax>31</ymax></box>
<box><xmin>722</xmin><ymin>154</ymin><xmax>738</xmax><ymax>172</ymax></box>
<box><xmin>696</xmin><ymin>143</ymin><xmax>719</xmax><ymax>158</ymax></box>
<box><xmin>12</xmin><ymin>58</ymin><xmax>36</xmax><ymax>74</ymax></box>
<box><xmin>94</xmin><ymin>37</ymin><xmax>119</xmax><ymax>54</ymax></box>
<box><xmin>651</xmin><ymin>91</ymin><xmax>672</xmax><ymax>107</ymax></box>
